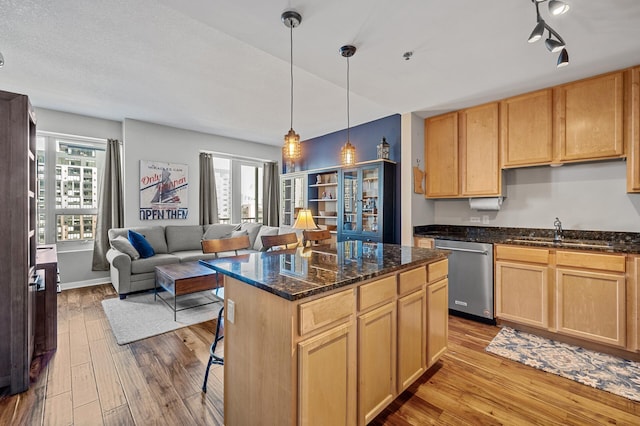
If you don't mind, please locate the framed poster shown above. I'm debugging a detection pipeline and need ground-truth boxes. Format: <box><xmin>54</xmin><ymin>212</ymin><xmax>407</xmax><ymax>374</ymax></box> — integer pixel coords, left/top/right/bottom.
<box><xmin>139</xmin><ymin>160</ymin><xmax>188</xmax><ymax>220</ymax></box>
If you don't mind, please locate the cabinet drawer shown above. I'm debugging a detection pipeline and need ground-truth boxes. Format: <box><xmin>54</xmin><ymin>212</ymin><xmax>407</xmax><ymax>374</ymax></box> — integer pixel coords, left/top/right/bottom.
<box><xmin>556</xmin><ymin>251</ymin><xmax>625</xmax><ymax>273</ymax></box>
<box><xmin>359</xmin><ymin>276</ymin><xmax>396</xmax><ymax>311</ymax></box>
<box><xmin>398</xmin><ymin>267</ymin><xmax>426</xmax><ymax>296</ymax></box>
<box><xmin>299</xmin><ymin>289</ymin><xmax>354</xmax><ymax>336</ymax></box>
<box><xmin>495</xmin><ymin>245</ymin><xmax>550</xmax><ymax>264</ymax></box>
<box><xmin>428</xmin><ymin>260</ymin><xmax>448</xmax><ymax>283</ymax></box>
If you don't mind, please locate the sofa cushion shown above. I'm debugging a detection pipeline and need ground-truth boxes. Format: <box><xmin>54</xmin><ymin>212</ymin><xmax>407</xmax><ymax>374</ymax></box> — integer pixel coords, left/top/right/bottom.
<box><xmin>203</xmin><ymin>223</ymin><xmax>239</xmax><ymax>240</ymax></box>
<box><xmin>239</xmin><ymin>222</ymin><xmax>263</xmax><ymax>249</ymax></box>
<box><xmin>254</xmin><ymin>226</ymin><xmax>280</xmax><ymax>251</ymax></box>
<box><xmin>166</xmin><ymin>225</ymin><xmax>204</xmax><ymax>253</ymax></box>
<box><xmin>109</xmin><ymin>226</ymin><xmax>168</xmax><ymax>254</ymax></box>
<box><xmin>174</xmin><ymin>250</ymin><xmax>219</xmax><ymax>262</ymax></box>
<box><xmin>111</xmin><ymin>236</ymin><xmax>140</xmax><ymax>259</ymax></box>
<box><xmin>131</xmin><ymin>253</ymin><xmax>180</xmax><ymax>274</ymax></box>
<box><xmin>128</xmin><ymin>230</ymin><xmax>155</xmax><ymax>258</ymax></box>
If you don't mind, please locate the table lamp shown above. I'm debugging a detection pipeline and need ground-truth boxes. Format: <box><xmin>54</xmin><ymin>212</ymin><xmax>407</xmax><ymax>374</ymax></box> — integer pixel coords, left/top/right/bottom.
<box><xmin>293</xmin><ymin>209</ymin><xmax>318</xmax><ymax>247</ymax></box>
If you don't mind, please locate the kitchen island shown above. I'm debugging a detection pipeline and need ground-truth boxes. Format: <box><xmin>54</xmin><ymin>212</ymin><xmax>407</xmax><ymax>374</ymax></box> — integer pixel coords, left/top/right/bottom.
<box><xmin>200</xmin><ymin>241</ymin><xmax>449</xmax><ymax>426</ymax></box>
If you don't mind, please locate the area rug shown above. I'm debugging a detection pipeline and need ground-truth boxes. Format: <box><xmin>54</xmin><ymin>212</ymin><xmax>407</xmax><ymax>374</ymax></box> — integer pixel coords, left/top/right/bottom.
<box><xmin>486</xmin><ymin>326</ymin><xmax>640</xmax><ymax>402</ymax></box>
<box><xmin>102</xmin><ymin>291</ymin><xmax>221</xmax><ymax>345</ymax></box>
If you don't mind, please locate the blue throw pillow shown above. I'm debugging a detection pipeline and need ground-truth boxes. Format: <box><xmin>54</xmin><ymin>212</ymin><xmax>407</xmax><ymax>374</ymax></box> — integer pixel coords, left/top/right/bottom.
<box><xmin>128</xmin><ymin>230</ymin><xmax>155</xmax><ymax>259</ymax></box>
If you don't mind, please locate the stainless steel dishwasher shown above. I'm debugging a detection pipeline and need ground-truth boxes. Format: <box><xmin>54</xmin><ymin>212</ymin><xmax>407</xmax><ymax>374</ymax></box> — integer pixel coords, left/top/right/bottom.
<box><xmin>434</xmin><ymin>239</ymin><xmax>494</xmax><ymax>321</ymax></box>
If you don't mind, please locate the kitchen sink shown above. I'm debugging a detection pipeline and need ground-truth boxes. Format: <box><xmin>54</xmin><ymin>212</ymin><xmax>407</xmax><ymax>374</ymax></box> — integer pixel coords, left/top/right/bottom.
<box><xmin>504</xmin><ymin>237</ymin><xmax>613</xmax><ymax>249</ymax></box>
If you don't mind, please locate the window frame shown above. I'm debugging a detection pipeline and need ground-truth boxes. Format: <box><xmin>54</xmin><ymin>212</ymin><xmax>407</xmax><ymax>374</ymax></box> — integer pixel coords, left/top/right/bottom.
<box><xmin>210</xmin><ymin>154</ymin><xmax>263</xmax><ymax>224</ymax></box>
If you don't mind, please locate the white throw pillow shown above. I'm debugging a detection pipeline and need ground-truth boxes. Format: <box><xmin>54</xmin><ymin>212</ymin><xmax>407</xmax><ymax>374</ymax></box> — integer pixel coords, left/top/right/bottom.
<box><xmin>110</xmin><ymin>235</ymin><xmax>141</xmax><ymax>260</ymax></box>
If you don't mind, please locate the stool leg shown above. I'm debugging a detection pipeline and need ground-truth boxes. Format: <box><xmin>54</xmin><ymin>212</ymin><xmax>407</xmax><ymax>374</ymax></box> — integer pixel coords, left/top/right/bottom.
<box><xmin>202</xmin><ymin>305</ymin><xmax>224</xmax><ymax>393</ymax></box>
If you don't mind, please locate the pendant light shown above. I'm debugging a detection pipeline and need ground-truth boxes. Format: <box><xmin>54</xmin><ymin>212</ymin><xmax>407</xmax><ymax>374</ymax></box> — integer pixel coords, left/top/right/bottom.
<box><xmin>340</xmin><ymin>45</ymin><xmax>356</xmax><ymax>166</ymax></box>
<box><xmin>281</xmin><ymin>11</ymin><xmax>302</xmax><ymax>168</ymax></box>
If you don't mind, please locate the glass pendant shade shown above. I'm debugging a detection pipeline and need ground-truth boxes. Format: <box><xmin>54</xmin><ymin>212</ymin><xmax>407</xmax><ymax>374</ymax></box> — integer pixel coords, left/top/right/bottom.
<box><xmin>342</xmin><ymin>141</ymin><xmax>356</xmax><ymax>166</ymax></box>
<box><xmin>283</xmin><ymin>128</ymin><xmax>301</xmax><ymax>160</ymax></box>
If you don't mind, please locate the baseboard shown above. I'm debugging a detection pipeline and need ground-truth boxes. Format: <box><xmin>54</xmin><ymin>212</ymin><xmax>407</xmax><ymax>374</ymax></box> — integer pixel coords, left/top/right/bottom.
<box><xmin>60</xmin><ymin>278</ymin><xmax>111</xmax><ymax>291</ymax></box>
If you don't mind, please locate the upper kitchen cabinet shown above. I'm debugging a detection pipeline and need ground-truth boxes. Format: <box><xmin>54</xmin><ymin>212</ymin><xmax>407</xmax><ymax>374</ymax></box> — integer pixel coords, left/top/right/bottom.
<box><xmin>500</xmin><ymin>89</ymin><xmax>553</xmax><ymax>168</ymax></box>
<box><xmin>460</xmin><ymin>102</ymin><xmax>501</xmax><ymax>196</ymax></box>
<box><xmin>627</xmin><ymin>66</ymin><xmax>640</xmax><ymax>192</ymax></box>
<box><xmin>425</xmin><ymin>112</ymin><xmax>458</xmax><ymax>198</ymax></box>
<box><xmin>425</xmin><ymin>104</ymin><xmax>501</xmax><ymax>198</ymax></box>
<box><xmin>555</xmin><ymin>71</ymin><xmax>624</xmax><ymax>162</ymax></box>
<box><xmin>280</xmin><ymin>172</ymin><xmax>307</xmax><ymax>227</ymax></box>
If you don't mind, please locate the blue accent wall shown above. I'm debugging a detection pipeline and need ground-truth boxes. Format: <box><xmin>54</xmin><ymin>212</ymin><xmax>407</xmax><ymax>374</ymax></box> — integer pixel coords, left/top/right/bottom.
<box><xmin>284</xmin><ymin>114</ymin><xmax>402</xmax><ymax>243</ymax></box>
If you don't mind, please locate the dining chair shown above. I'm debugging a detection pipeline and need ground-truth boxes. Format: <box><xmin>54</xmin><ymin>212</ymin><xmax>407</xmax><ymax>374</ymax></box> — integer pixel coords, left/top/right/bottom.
<box><xmin>200</xmin><ymin>234</ymin><xmax>251</xmax><ymax>393</ymax></box>
<box><xmin>261</xmin><ymin>232</ymin><xmax>299</xmax><ymax>251</ymax></box>
<box><xmin>302</xmin><ymin>229</ymin><xmax>332</xmax><ymax>247</ymax></box>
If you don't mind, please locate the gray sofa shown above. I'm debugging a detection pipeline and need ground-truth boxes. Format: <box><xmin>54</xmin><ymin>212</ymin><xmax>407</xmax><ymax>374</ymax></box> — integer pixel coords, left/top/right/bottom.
<box><xmin>106</xmin><ymin>222</ymin><xmax>297</xmax><ymax>299</ymax></box>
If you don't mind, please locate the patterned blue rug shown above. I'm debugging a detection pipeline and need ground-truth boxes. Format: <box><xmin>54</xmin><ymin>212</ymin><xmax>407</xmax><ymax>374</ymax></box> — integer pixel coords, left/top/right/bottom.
<box><xmin>486</xmin><ymin>327</ymin><xmax>640</xmax><ymax>402</ymax></box>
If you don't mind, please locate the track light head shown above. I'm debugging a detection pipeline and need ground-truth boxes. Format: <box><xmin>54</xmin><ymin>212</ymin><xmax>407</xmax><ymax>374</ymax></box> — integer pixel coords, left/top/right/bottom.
<box><xmin>548</xmin><ymin>0</ymin><xmax>570</xmax><ymax>16</ymax></box>
<box><xmin>557</xmin><ymin>48</ymin><xmax>569</xmax><ymax>68</ymax></box>
<box><xmin>0</xmin><ymin>51</ymin><xmax>4</xmax><ymax>68</ymax></box>
<box><xmin>545</xmin><ymin>37</ymin><xmax>565</xmax><ymax>53</ymax></box>
<box><xmin>528</xmin><ymin>19</ymin><xmax>546</xmax><ymax>43</ymax></box>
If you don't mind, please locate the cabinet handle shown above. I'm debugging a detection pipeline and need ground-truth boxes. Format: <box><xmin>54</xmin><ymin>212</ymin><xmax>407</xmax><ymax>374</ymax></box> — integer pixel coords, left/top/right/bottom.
<box><xmin>435</xmin><ymin>246</ymin><xmax>488</xmax><ymax>255</ymax></box>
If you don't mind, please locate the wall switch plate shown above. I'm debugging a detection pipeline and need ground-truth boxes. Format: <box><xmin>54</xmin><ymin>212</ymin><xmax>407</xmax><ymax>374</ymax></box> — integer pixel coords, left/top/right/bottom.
<box><xmin>227</xmin><ymin>299</ymin><xmax>235</xmax><ymax>324</ymax></box>
<box><xmin>482</xmin><ymin>215</ymin><xmax>489</xmax><ymax>224</ymax></box>
<box><xmin>470</xmin><ymin>217</ymin><xmax>481</xmax><ymax>223</ymax></box>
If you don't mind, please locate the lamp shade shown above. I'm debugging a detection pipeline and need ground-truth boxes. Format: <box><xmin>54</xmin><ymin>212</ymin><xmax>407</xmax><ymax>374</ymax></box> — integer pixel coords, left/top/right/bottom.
<box><xmin>293</xmin><ymin>209</ymin><xmax>318</xmax><ymax>230</ymax></box>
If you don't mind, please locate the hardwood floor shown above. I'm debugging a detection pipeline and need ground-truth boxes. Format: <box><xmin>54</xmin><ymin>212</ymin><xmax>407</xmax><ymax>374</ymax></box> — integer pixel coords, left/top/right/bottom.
<box><xmin>1</xmin><ymin>284</ymin><xmax>639</xmax><ymax>425</ymax></box>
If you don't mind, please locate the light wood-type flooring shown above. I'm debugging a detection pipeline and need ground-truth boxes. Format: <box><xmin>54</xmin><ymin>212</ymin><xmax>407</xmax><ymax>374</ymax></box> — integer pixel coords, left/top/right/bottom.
<box><xmin>1</xmin><ymin>284</ymin><xmax>639</xmax><ymax>425</ymax></box>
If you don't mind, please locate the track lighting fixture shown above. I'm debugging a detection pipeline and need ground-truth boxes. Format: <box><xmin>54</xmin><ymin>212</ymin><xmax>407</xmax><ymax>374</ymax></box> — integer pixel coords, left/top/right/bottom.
<box><xmin>281</xmin><ymin>10</ymin><xmax>302</xmax><ymax>169</ymax></box>
<box><xmin>528</xmin><ymin>0</ymin><xmax>570</xmax><ymax>68</ymax></box>
<box><xmin>0</xmin><ymin>51</ymin><xmax>4</xmax><ymax>68</ymax></box>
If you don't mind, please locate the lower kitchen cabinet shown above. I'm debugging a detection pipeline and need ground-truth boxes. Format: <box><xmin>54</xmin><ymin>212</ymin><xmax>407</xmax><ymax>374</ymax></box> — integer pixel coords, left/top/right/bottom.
<box><xmin>358</xmin><ymin>302</ymin><xmax>396</xmax><ymax>424</ymax></box>
<box><xmin>495</xmin><ymin>260</ymin><xmax>550</xmax><ymax>329</ymax></box>
<box><xmin>299</xmin><ymin>322</ymin><xmax>357</xmax><ymax>426</ymax></box>
<box><xmin>495</xmin><ymin>245</ymin><xmax>630</xmax><ymax>351</ymax></box>
<box><xmin>427</xmin><ymin>278</ymin><xmax>449</xmax><ymax>367</ymax></box>
<box><xmin>397</xmin><ymin>289</ymin><xmax>426</xmax><ymax>391</ymax></box>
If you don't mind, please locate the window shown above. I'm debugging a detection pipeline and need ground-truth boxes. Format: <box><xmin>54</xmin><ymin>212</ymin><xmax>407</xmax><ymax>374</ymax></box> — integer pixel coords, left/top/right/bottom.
<box><xmin>37</xmin><ymin>133</ymin><xmax>105</xmax><ymax>246</ymax></box>
<box><xmin>212</xmin><ymin>156</ymin><xmax>263</xmax><ymax>224</ymax></box>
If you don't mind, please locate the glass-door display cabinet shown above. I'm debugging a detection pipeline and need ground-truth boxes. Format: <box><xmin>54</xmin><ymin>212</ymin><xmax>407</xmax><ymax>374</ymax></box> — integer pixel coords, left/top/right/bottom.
<box><xmin>280</xmin><ymin>172</ymin><xmax>307</xmax><ymax>227</ymax></box>
<box><xmin>339</xmin><ymin>160</ymin><xmax>395</xmax><ymax>243</ymax></box>
<box><xmin>307</xmin><ymin>169</ymin><xmax>339</xmax><ymax>236</ymax></box>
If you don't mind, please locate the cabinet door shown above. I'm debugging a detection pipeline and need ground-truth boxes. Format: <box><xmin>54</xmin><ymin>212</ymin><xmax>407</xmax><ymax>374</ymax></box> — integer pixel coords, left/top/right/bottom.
<box><xmin>427</xmin><ymin>278</ymin><xmax>448</xmax><ymax>367</ymax></box>
<box><xmin>556</xmin><ymin>268</ymin><xmax>626</xmax><ymax>347</ymax></box>
<box><xmin>556</xmin><ymin>71</ymin><xmax>624</xmax><ymax>161</ymax></box>
<box><xmin>298</xmin><ymin>323</ymin><xmax>356</xmax><ymax>426</ymax></box>
<box><xmin>397</xmin><ymin>289</ymin><xmax>426</xmax><ymax>392</ymax></box>
<box><xmin>414</xmin><ymin>237</ymin><xmax>434</xmax><ymax>249</ymax></box>
<box><xmin>627</xmin><ymin>67</ymin><xmax>640</xmax><ymax>192</ymax></box>
<box><xmin>425</xmin><ymin>112</ymin><xmax>459</xmax><ymax>197</ymax></box>
<box><xmin>495</xmin><ymin>260</ymin><xmax>549</xmax><ymax>329</ymax></box>
<box><xmin>341</xmin><ymin>168</ymin><xmax>359</xmax><ymax>235</ymax></box>
<box><xmin>361</xmin><ymin>165</ymin><xmax>380</xmax><ymax>237</ymax></box>
<box><xmin>358</xmin><ymin>302</ymin><xmax>396</xmax><ymax>425</ymax></box>
<box><xmin>500</xmin><ymin>89</ymin><xmax>553</xmax><ymax>167</ymax></box>
<box><xmin>460</xmin><ymin>103</ymin><xmax>501</xmax><ymax>196</ymax></box>
<box><xmin>280</xmin><ymin>174</ymin><xmax>306</xmax><ymax>227</ymax></box>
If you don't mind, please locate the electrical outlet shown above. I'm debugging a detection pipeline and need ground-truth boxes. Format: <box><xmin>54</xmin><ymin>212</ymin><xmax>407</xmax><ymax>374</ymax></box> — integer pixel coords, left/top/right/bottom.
<box><xmin>227</xmin><ymin>299</ymin><xmax>235</xmax><ymax>324</ymax></box>
<box><xmin>482</xmin><ymin>215</ymin><xmax>490</xmax><ymax>224</ymax></box>
<box><xmin>470</xmin><ymin>217</ymin><xmax>481</xmax><ymax>223</ymax></box>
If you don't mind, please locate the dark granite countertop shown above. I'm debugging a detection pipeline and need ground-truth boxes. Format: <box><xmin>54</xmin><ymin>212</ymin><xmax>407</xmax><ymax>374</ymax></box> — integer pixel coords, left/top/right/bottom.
<box><xmin>414</xmin><ymin>225</ymin><xmax>640</xmax><ymax>254</ymax></box>
<box><xmin>199</xmin><ymin>241</ymin><xmax>448</xmax><ymax>301</ymax></box>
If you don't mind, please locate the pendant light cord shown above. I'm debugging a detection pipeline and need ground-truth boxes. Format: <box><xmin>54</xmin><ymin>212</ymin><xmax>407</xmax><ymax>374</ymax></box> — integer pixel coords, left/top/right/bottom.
<box><xmin>346</xmin><ymin>56</ymin><xmax>350</xmax><ymax>142</ymax></box>
<box><xmin>290</xmin><ymin>23</ymin><xmax>294</xmax><ymax>130</ymax></box>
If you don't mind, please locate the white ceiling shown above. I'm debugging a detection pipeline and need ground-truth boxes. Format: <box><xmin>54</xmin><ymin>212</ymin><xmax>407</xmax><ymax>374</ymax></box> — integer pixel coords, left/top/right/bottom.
<box><xmin>2</xmin><ymin>0</ymin><xmax>640</xmax><ymax>146</ymax></box>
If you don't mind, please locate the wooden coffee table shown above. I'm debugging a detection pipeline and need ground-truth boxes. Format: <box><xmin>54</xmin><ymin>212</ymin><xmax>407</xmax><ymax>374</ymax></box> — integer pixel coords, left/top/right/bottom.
<box><xmin>155</xmin><ymin>261</ymin><xmax>219</xmax><ymax>321</ymax></box>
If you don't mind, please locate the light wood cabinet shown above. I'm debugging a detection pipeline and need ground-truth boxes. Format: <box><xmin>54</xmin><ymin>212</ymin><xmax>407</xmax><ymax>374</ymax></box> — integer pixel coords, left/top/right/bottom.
<box><xmin>427</xmin><ymin>278</ymin><xmax>449</xmax><ymax>367</ymax></box>
<box><xmin>500</xmin><ymin>89</ymin><xmax>553</xmax><ymax>167</ymax></box>
<box><xmin>496</xmin><ymin>244</ymin><xmax>630</xmax><ymax>350</ymax></box>
<box><xmin>358</xmin><ymin>302</ymin><xmax>396</xmax><ymax>424</ymax></box>
<box><xmin>555</xmin><ymin>71</ymin><xmax>625</xmax><ymax>162</ymax></box>
<box><xmin>299</xmin><ymin>322</ymin><xmax>357</xmax><ymax>426</ymax></box>
<box><xmin>627</xmin><ymin>67</ymin><xmax>640</xmax><ymax>192</ymax></box>
<box><xmin>425</xmin><ymin>112</ymin><xmax>459</xmax><ymax>197</ymax></box>
<box><xmin>460</xmin><ymin>103</ymin><xmax>501</xmax><ymax>196</ymax></box>
<box><xmin>397</xmin><ymin>289</ymin><xmax>426</xmax><ymax>391</ymax></box>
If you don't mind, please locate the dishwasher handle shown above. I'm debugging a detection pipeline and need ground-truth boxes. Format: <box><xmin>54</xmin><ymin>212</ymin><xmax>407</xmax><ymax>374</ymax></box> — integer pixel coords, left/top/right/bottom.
<box><xmin>435</xmin><ymin>245</ymin><xmax>489</xmax><ymax>255</ymax></box>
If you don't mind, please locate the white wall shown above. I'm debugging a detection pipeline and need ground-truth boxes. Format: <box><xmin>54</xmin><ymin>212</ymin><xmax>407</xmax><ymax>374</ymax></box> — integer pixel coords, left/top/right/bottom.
<box><xmin>122</xmin><ymin>119</ymin><xmax>281</xmax><ymax>227</ymax></box>
<box><xmin>34</xmin><ymin>108</ymin><xmax>123</xmax><ymax>288</ymax></box>
<box><xmin>401</xmin><ymin>112</ymin><xmax>435</xmax><ymax>245</ymax></box>
<box><xmin>432</xmin><ymin>160</ymin><xmax>640</xmax><ymax>232</ymax></box>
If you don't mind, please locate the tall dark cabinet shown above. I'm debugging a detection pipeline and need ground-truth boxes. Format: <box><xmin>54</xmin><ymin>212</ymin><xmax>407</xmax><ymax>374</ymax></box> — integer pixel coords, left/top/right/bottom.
<box><xmin>339</xmin><ymin>160</ymin><xmax>395</xmax><ymax>243</ymax></box>
<box><xmin>0</xmin><ymin>90</ymin><xmax>38</xmax><ymax>394</ymax></box>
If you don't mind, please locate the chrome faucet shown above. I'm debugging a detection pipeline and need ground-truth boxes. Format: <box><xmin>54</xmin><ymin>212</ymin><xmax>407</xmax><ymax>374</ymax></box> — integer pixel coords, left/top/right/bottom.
<box><xmin>553</xmin><ymin>217</ymin><xmax>563</xmax><ymax>242</ymax></box>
